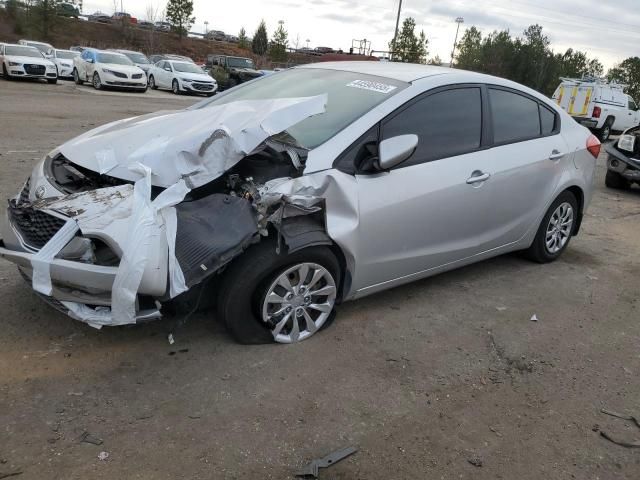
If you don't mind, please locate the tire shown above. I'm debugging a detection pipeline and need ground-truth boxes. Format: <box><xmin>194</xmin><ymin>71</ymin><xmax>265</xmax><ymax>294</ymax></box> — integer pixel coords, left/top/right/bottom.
<box><xmin>598</xmin><ymin>119</ymin><xmax>613</xmax><ymax>142</ymax></box>
<box><xmin>138</xmin><ymin>86</ymin><xmax>148</xmax><ymax>93</ymax></box>
<box><xmin>524</xmin><ymin>191</ymin><xmax>578</xmax><ymax>263</ymax></box>
<box><xmin>92</xmin><ymin>72</ymin><xmax>102</xmax><ymax>90</ymax></box>
<box><xmin>172</xmin><ymin>79</ymin><xmax>180</xmax><ymax>95</ymax></box>
<box><xmin>47</xmin><ymin>78</ymin><xmax>57</xmax><ymax>84</ymax></box>
<box><xmin>217</xmin><ymin>242</ymin><xmax>341</xmax><ymax>345</ymax></box>
<box><xmin>227</xmin><ymin>77</ymin><xmax>238</xmax><ymax>89</ymax></box>
<box><xmin>605</xmin><ymin>170</ymin><xmax>630</xmax><ymax>190</ymax></box>
<box><xmin>148</xmin><ymin>75</ymin><xmax>157</xmax><ymax>89</ymax></box>
<box><xmin>3</xmin><ymin>63</ymin><xmax>12</xmax><ymax>80</ymax></box>
<box><xmin>73</xmin><ymin>68</ymin><xmax>83</xmax><ymax>85</ymax></box>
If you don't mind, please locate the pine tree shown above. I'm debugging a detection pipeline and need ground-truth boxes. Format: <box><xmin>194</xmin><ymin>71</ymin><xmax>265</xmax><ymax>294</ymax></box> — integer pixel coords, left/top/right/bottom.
<box><xmin>165</xmin><ymin>0</ymin><xmax>195</xmax><ymax>38</ymax></box>
<box><xmin>389</xmin><ymin>18</ymin><xmax>428</xmax><ymax>64</ymax></box>
<box><xmin>270</xmin><ymin>21</ymin><xmax>288</xmax><ymax>62</ymax></box>
<box><xmin>252</xmin><ymin>20</ymin><xmax>268</xmax><ymax>56</ymax></box>
<box><xmin>238</xmin><ymin>27</ymin><xmax>249</xmax><ymax>49</ymax></box>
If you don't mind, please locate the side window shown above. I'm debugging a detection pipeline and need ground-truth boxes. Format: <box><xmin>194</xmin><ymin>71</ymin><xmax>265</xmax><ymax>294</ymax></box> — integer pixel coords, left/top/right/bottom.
<box><xmin>489</xmin><ymin>88</ymin><xmax>540</xmax><ymax>144</ymax></box>
<box><xmin>81</xmin><ymin>50</ymin><xmax>88</xmax><ymax>60</ymax></box>
<box><xmin>629</xmin><ymin>98</ymin><xmax>638</xmax><ymax>111</ymax></box>
<box><xmin>539</xmin><ymin>104</ymin><xmax>557</xmax><ymax>135</ymax></box>
<box><xmin>381</xmin><ymin>87</ymin><xmax>482</xmax><ymax>167</ymax></box>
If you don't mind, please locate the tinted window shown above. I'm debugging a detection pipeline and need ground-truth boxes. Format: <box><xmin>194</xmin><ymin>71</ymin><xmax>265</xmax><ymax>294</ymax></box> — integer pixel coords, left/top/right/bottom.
<box><xmin>629</xmin><ymin>99</ymin><xmax>638</xmax><ymax>111</ymax></box>
<box><xmin>382</xmin><ymin>87</ymin><xmax>482</xmax><ymax>166</ymax></box>
<box><xmin>539</xmin><ymin>105</ymin><xmax>556</xmax><ymax>135</ymax></box>
<box><xmin>490</xmin><ymin>88</ymin><xmax>540</xmax><ymax>143</ymax></box>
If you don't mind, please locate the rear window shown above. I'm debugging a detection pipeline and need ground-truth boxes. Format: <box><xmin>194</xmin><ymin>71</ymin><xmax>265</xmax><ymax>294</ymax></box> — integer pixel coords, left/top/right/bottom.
<box><xmin>490</xmin><ymin>88</ymin><xmax>541</xmax><ymax>144</ymax></box>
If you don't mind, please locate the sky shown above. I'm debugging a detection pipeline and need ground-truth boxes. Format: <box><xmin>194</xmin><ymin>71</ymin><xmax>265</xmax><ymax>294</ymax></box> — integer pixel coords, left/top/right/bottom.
<box><xmin>81</xmin><ymin>0</ymin><xmax>640</xmax><ymax>69</ymax></box>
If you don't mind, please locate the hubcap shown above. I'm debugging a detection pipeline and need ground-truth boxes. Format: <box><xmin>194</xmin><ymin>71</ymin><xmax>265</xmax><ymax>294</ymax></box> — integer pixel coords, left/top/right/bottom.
<box><xmin>261</xmin><ymin>262</ymin><xmax>336</xmax><ymax>343</ymax></box>
<box><xmin>545</xmin><ymin>202</ymin><xmax>573</xmax><ymax>254</ymax></box>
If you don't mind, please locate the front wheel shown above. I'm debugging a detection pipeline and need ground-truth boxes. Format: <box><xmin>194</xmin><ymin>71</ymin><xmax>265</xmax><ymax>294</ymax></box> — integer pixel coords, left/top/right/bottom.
<box><xmin>47</xmin><ymin>78</ymin><xmax>57</xmax><ymax>84</ymax></box>
<box><xmin>217</xmin><ymin>242</ymin><xmax>341</xmax><ymax>344</ymax></box>
<box><xmin>2</xmin><ymin>63</ymin><xmax>12</xmax><ymax>80</ymax></box>
<box><xmin>148</xmin><ymin>75</ymin><xmax>157</xmax><ymax>89</ymax></box>
<box><xmin>524</xmin><ymin>191</ymin><xmax>578</xmax><ymax>263</ymax></box>
<box><xmin>92</xmin><ymin>72</ymin><xmax>102</xmax><ymax>90</ymax></box>
<box><xmin>172</xmin><ymin>79</ymin><xmax>180</xmax><ymax>95</ymax></box>
<box><xmin>605</xmin><ymin>170</ymin><xmax>630</xmax><ymax>190</ymax></box>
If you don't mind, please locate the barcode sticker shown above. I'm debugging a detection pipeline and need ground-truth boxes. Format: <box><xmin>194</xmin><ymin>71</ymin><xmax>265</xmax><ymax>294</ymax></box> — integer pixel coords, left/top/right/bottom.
<box><xmin>346</xmin><ymin>79</ymin><xmax>397</xmax><ymax>94</ymax></box>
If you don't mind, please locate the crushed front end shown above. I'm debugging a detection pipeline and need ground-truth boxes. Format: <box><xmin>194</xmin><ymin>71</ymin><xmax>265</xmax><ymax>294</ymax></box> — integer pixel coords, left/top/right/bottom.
<box><xmin>605</xmin><ymin>127</ymin><xmax>640</xmax><ymax>185</ymax></box>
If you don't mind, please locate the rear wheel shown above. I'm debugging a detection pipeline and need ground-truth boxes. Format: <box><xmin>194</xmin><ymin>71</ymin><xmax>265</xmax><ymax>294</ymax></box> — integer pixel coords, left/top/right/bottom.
<box><xmin>73</xmin><ymin>68</ymin><xmax>83</xmax><ymax>85</ymax></box>
<box><xmin>605</xmin><ymin>170</ymin><xmax>630</xmax><ymax>190</ymax></box>
<box><xmin>525</xmin><ymin>191</ymin><xmax>578</xmax><ymax>263</ymax></box>
<box><xmin>598</xmin><ymin>119</ymin><xmax>613</xmax><ymax>142</ymax></box>
<box><xmin>217</xmin><ymin>242</ymin><xmax>341</xmax><ymax>344</ymax></box>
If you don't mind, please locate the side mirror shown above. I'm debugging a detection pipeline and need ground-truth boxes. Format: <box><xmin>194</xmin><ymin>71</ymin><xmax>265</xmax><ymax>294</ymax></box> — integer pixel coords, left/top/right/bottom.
<box><xmin>377</xmin><ymin>134</ymin><xmax>418</xmax><ymax>170</ymax></box>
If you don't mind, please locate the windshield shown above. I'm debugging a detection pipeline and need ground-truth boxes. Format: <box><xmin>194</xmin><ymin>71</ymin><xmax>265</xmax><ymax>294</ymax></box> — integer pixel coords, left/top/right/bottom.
<box><xmin>227</xmin><ymin>57</ymin><xmax>255</xmax><ymax>69</ymax></box>
<box><xmin>97</xmin><ymin>53</ymin><xmax>134</xmax><ymax>65</ymax></box>
<box><xmin>196</xmin><ymin>68</ymin><xmax>407</xmax><ymax>149</ymax></box>
<box><xmin>173</xmin><ymin>62</ymin><xmax>203</xmax><ymax>74</ymax></box>
<box><xmin>6</xmin><ymin>46</ymin><xmax>43</xmax><ymax>58</ymax></box>
<box><xmin>56</xmin><ymin>50</ymin><xmax>78</xmax><ymax>59</ymax></box>
<box><xmin>124</xmin><ymin>52</ymin><xmax>150</xmax><ymax>64</ymax></box>
<box><xmin>27</xmin><ymin>43</ymin><xmax>50</xmax><ymax>54</ymax></box>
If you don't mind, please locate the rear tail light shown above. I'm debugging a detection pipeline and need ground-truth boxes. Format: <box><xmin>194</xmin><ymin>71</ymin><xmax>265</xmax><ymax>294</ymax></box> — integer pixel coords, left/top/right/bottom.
<box><xmin>587</xmin><ymin>134</ymin><xmax>601</xmax><ymax>158</ymax></box>
<box><xmin>592</xmin><ymin>106</ymin><xmax>601</xmax><ymax>118</ymax></box>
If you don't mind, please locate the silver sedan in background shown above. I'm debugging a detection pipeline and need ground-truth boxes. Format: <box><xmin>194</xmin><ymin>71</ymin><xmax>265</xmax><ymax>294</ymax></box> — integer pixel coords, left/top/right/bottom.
<box><xmin>0</xmin><ymin>62</ymin><xmax>598</xmax><ymax>344</ymax></box>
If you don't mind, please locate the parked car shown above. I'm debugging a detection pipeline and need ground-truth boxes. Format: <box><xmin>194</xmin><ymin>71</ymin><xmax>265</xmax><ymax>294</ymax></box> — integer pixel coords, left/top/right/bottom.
<box><xmin>154</xmin><ymin>21</ymin><xmax>171</xmax><ymax>32</ymax></box>
<box><xmin>111</xmin><ymin>49</ymin><xmax>152</xmax><ymax>76</ymax></box>
<box><xmin>112</xmin><ymin>12</ymin><xmax>137</xmax><ymax>24</ymax></box>
<box><xmin>604</xmin><ymin>126</ymin><xmax>640</xmax><ymax>189</ymax></box>
<box><xmin>553</xmin><ymin>77</ymin><xmax>640</xmax><ymax>142</ymax></box>
<box><xmin>225</xmin><ymin>35</ymin><xmax>239</xmax><ymax>43</ymax></box>
<box><xmin>57</xmin><ymin>2</ymin><xmax>79</xmax><ymax>18</ymax></box>
<box><xmin>314</xmin><ymin>46</ymin><xmax>335</xmax><ymax>54</ymax></box>
<box><xmin>148</xmin><ymin>59</ymin><xmax>217</xmax><ymax>96</ymax></box>
<box><xmin>208</xmin><ymin>55</ymin><xmax>262</xmax><ymax>90</ymax></box>
<box><xmin>50</xmin><ymin>48</ymin><xmax>79</xmax><ymax>78</ymax></box>
<box><xmin>149</xmin><ymin>54</ymin><xmax>194</xmax><ymax>64</ymax></box>
<box><xmin>0</xmin><ymin>62</ymin><xmax>599</xmax><ymax>344</ymax></box>
<box><xmin>73</xmin><ymin>49</ymin><xmax>147</xmax><ymax>92</ymax></box>
<box><xmin>88</xmin><ymin>12</ymin><xmax>112</xmax><ymax>23</ymax></box>
<box><xmin>1</xmin><ymin>44</ymin><xmax>57</xmax><ymax>83</ymax></box>
<box><xmin>18</xmin><ymin>39</ymin><xmax>54</xmax><ymax>57</ymax></box>
<box><xmin>138</xmin><ymin>20</ymin><xmax>154</xmax><ymax>29</ymax></box>
<box><xmin>69</xmin><ymin>45</ymin><xmax>86</xmax><ymax>53</ymax></box>
<box><xmin>205</xmin><ymin>30</ymin><xmax>226</xmax><ymax>41</ymax></box>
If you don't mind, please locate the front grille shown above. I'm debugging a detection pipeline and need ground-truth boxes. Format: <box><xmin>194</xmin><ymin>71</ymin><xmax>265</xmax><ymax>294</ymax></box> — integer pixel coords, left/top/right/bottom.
<box><xmin>18</xmin><ymin>178</ymin><xmax>31</xmax><ymax>205</ymax></box>
<box><xmin>106</xmin><ymin>81</ymin><xmax>143</xmax><ymax>86</ymax></box>
<box><xmin>112</xmin><ymin>71</ymin><xmax>128</xmax><ymax>78</ymax></box>
<box><xmin>8</xmin><ymin>200</ymin><xmax>67</xmax><ymax>249</ymax></box>
<box><xmin>191</xmin><ymin>82</ymin><xmax>213</xmax><ymax>91</ymax></box>
<box><xmin>24</xmin><ymin>64</ymin><xmax>46</xmax><ymax>75</ymax></box>
<box><xmin>132</xmin><ymin>73</ymin><xmax>143</xmax><ymax>79</ymax></box>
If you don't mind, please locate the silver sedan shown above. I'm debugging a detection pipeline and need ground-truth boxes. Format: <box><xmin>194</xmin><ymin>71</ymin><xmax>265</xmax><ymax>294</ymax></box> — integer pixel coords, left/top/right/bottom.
<box><xmin>0</xmin><ymin>62</ymin><xmax>598</xmax><ymax>344</ymax></box>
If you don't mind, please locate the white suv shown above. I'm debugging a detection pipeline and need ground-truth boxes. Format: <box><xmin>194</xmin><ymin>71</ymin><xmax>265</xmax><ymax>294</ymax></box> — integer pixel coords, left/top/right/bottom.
<box><xmin>73</xmin><ymin>49</ymin><xmax>147</xmax><ymax>92</ymax></box>
<box><xmin>553</xmin><ymin>78</ymin><xmax>640</xmax><ymax>141</ymax></box>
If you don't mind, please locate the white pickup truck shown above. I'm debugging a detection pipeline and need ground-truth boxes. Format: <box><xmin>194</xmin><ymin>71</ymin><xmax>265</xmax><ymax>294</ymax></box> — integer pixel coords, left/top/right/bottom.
<box><xmin>552</xmin><ymin>78</ymin><xmax>640</xmax><ymax>141</ymax></box>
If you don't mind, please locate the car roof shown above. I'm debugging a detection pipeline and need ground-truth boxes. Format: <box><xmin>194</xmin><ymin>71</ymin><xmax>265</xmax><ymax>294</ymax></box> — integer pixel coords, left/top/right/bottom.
<box><xmin>113</xmin><ymin>49</ymin><xmax>144</xmax><ymax>54</ymax></box>
<box><xmin>299</xmin><ymin>61</ymin><xmax>457</xmax><ymax>82</ymax></box>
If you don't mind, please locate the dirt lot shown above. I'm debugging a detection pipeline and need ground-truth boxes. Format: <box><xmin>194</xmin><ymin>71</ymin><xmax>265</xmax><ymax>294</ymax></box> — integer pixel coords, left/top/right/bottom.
<box><xmin>0</xmin><ymin>78</ymin><xmax>639</xmax><ymax>480</ymax></box>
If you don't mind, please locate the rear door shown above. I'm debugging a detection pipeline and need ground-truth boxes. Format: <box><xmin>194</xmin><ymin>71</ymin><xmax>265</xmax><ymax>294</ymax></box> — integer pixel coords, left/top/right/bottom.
<box><xmin>565</xmin><ymin>84</ymin><xmax>593</xmax><ymax>117</ymax></box>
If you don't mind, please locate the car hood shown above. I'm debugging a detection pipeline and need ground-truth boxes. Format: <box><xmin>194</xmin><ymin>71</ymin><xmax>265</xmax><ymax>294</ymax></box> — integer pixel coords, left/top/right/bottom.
<box><xmin>99</xmin><ymin>63</ymin><xmax>144</xmax><ymax>74</ymax></box>
<box><xmin>177</xmin><ymin>72</ymin><xmax>214</xmax><ymax>82</ymax></box>
<box><xmin>231</xmin><ymin>67</ymin><xmax>261</xmax><ymax>76</ymax></box>
<box><xmin>6</xmin><ymin>55</ymin><xmax>54</xmax><ymax>66</ymax></box>
<box><xmin>57</xmin><ymin>95</ymin><xmax>327</xmax><ymax>188</ymax></box>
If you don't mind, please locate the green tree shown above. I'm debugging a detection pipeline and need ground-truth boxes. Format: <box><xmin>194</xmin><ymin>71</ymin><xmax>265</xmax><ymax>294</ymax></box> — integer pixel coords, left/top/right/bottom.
<box><xmin>32</xmin><ymin>0</ymin><xmax>63</xmax><ymax>37</ymax></box>
<box><xmin>455</xmin><ymin>26</ymin><xmax>482</xmax><ymax>70</ymax></box>
<box><xmin>427</xmin><ymin>55</ymin><xmax>442</xmax><ymax>66</ymax></box>
<box><xmin>238</xmin><ymin>27</ymin><xmax>249</xmax><ymax>49</ymax></box>
<box><xmin>270</xmin><ymin>21</ymin><xmax>288</xmax><ymax>62</ymax></box>
<box><xmin>165</xmin><ymin>0</ymin><xmax>194</xmax><ymax>38</ymax></box>
<box><xmin>389</xmin><ymin>17</ymin><xmax>428</xmax><ymax>63</ymax></box>
<box><xmin>608</xmin><ymin>57</ymin><xmax>640</xmax><ymax>102</ymax></box>
<box><xmin>252</xmin><ymin>19</ymin><xmax>268</xmax><ymax>56</ymax></box>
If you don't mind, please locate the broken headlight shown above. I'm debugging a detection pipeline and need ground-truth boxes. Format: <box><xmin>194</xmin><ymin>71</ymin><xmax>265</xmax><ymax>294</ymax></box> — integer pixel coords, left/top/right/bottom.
<box><xmin>618</xmin><ymin>134</ymin><xmax>636</xmax><ymax>153</ymax></box>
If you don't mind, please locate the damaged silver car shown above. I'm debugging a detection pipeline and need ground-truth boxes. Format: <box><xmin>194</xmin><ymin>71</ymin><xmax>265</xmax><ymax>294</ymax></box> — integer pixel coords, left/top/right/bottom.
<box><xmin>0</xmin><ymin>62</ymin><xmax>599</xmax><ymax>344</ymax></box>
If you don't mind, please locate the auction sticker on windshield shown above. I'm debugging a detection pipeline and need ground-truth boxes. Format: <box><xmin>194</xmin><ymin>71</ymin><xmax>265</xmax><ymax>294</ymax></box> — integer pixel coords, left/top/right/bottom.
<box><xmin>346</xmin><ymin>79</ymin><xmax>397</xmax><ymax>94</ymax></box>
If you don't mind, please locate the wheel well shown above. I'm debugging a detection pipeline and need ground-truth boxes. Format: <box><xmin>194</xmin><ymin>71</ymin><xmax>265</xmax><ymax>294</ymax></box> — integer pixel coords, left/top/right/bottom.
<box><xmin>328</xmin><ymin>242</ymin><xmax>350</xmax><ymax>304</ymax></box>
<box><xmin>605</xmin><ymin>115</ymin><xmax>615</xmax><ymax>126</ymax></box>
<box><xmin>565</xmin><ymin>186</ymin><xmax>584</xmax><ymax>235</ymax></box>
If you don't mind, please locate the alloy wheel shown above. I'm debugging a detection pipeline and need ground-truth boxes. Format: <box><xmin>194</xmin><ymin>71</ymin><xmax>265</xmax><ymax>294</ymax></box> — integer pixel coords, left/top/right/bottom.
<box><xmin>545</xmin><ymin>202</ymin><xmax>574</xmax><ymax>254</ymax></box>
<box><xmin>172</xmin><ymin>80</ymin><xmax>179</xmax><ymax>94</ymax></box>
<box><xmin>93</xmin><ymin>73</ymin><xmax>101</xmax><ymax>89</ymax></box>
<box><xmin>261</xmin><ymin>262</ymin><xmax>337</xmax><ymax>343</ymax></box>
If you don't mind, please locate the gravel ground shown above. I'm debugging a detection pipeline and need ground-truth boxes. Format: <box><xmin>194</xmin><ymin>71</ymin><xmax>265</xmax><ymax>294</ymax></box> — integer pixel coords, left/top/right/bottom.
<box><xmin>1</xmin><ymin>78</ymin><xmax>639</xmax><ymax>480</ymax></box>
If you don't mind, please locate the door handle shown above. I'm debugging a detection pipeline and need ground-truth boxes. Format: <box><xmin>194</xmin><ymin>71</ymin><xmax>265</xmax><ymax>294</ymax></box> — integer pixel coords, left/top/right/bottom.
<box><xmin>549</xmin><ymin>150</ymin><xmax>565</xmax><ymax>161</ymax></box>
<box><xmin>466</xmin><ymin>171</ymin><xmax>491</xmax><ymax>184</ymax></box>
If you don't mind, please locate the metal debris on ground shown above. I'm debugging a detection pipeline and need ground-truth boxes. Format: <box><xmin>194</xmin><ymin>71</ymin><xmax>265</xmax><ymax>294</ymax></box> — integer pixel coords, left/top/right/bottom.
<box><xmin>97</xmin><ymin>451</ymin><xmax>109</xmax><ymax>461</ymax></box>
<box><xmin>530</xmin><ymin>314</ymin><xmax>539</xmax><ymax>322</ymax></box>
<box><xmin>295</xmin><ymin>446</ymin><xmax>358</xmax><ymax>478</ymax></box>
<box><xmin>599</xmin><ymin>408</ymin><xmax>640</xmax><ymax>448</ymax></box>
<box><xmin>78</xmin><ymin>431</ymin><xmax>103</xmax><ymax>445</ymax></box>
<box><xmin>168</xmin><ymin>333</ymin><xmax>175</xmax><ymax>345</ymax></box>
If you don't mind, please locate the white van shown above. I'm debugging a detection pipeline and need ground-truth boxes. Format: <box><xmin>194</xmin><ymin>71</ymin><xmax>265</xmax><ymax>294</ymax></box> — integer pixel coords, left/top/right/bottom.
<box><xmin>552</xmin><ymin>78</ymin><xmax>640</xmax><ymax>141</ymax></box>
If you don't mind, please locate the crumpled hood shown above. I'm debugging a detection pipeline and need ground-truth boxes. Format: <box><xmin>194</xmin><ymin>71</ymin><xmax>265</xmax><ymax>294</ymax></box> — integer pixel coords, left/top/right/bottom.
<box><xmin>58</xmin><ymin>95</ymin><xmax>327</xmax><ymax>188</ymax></box>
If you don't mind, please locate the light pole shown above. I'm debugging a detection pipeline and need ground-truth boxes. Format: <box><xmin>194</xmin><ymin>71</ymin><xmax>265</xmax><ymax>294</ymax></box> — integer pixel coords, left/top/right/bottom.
<box><xmin>392</xmin><ymin>0</ymin><xmax>403</xmax><ymax>60</ymax></box>
<box><xmin>450</xmin><ymin>17</ymin><xmax>464</xmax><ymax>67</ymax></box>
<box><xmin>306</xmin><ymin>39</ymin><xmax>310</xmax><ymax>48</ymax></box>
<box><xmin>204</xmin><ymin>21</ymin><xmax>209</xmax><ymax>34</ymax></box>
